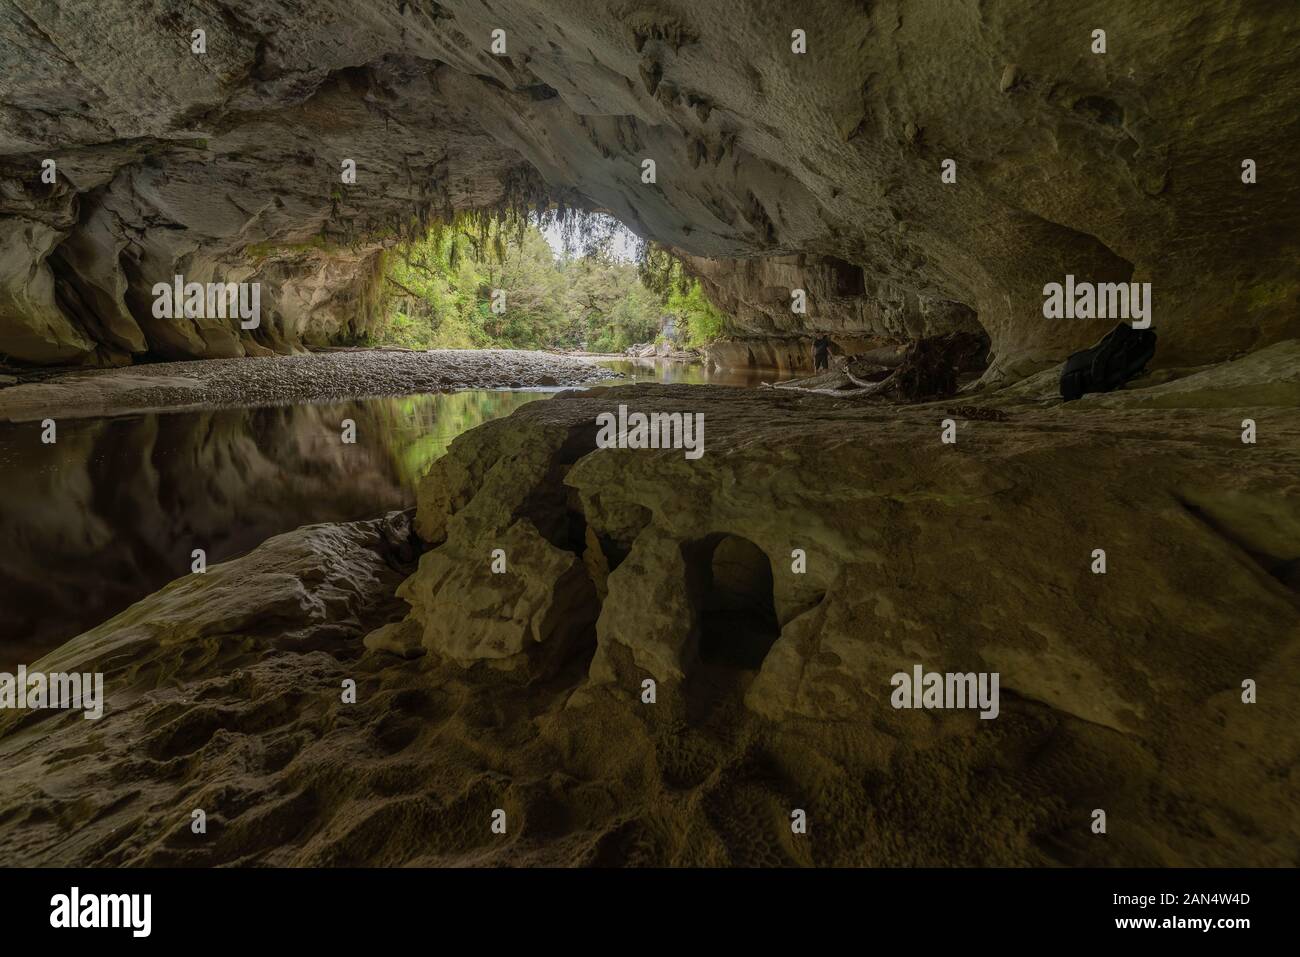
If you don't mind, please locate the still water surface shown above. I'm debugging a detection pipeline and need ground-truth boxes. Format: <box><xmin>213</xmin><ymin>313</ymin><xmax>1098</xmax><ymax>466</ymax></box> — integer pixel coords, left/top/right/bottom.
<box><xmin>0</xmin><ymin>358</ymin><xmax>775</xmax><ymax>664</ymax></box>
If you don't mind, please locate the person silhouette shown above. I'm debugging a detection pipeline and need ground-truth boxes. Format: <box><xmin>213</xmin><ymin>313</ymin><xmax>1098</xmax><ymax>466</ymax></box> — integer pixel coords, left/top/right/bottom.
<box><xmin>813</xmin><ymin>334</ymin><xmax>832</xmax><ymax>371</ymax></box>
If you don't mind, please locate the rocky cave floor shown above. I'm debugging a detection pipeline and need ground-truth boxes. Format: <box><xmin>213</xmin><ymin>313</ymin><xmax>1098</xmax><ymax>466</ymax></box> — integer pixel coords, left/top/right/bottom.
<box><xmin>0</xmin><ymin>345</ymin><xmax>1296</xmax><ymax>867</ymax></box>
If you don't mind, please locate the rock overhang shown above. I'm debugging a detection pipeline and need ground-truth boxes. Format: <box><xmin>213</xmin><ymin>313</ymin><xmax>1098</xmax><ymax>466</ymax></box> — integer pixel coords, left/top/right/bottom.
<box><xmin>0</xmin><ymin>0</ymin><xmax>1296</xmax><ymax>374</ymax></box>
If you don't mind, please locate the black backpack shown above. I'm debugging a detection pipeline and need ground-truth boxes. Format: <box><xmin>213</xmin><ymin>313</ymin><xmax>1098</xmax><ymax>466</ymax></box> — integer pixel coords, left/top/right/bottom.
<box><xmin>1059</xmin><ymin>323</ymin><xmax>1157</xmax><ymax>401</ymax></box>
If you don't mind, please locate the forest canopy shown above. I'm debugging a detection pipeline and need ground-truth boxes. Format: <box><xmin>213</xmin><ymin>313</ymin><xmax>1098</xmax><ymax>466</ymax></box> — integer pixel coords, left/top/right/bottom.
<box><xmin>373</xmin><ymin>212</ymin><xmax>725</xmax><ymax>353</ymax></box>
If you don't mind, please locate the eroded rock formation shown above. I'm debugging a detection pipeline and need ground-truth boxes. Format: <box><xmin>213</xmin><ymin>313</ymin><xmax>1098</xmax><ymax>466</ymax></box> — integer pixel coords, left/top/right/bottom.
<box><xmin>6</xmin><ymin>355</ymin><xmax>1293</xmax><ymax>865</ymax></box>
<box><xmin>0</xmin><ymin>0</ymin><xmax>1297</xmax><ymax>871</ymax></box>
<box><xmin>2</xmin><ymin>2</ymin><xmax>1296</xmax><ymax>374</ymax></box>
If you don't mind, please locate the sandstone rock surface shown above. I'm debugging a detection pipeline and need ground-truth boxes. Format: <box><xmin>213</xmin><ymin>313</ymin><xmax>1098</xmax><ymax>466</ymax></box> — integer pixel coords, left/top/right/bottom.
<box><xmin>393</xmin><ymin>367</ymin><xmax>1298</xmax><ymax>863</ymax></box>
<box><xmin>1</xmin><ymin>2</ymin><xmax>1295</xmax><ymax>375</ymax></box>
<box><xmin>0</xmin><ymin>368</ymin><xmax>1296</xmax><ymax>865</ymax></box>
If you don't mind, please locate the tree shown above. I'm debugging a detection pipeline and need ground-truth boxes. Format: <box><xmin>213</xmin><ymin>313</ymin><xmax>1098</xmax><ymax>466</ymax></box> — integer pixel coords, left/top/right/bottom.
<box><xmin>374</xmin><ymin>212</ymin><xmax>726</xmax><ymax>352</ymax></box>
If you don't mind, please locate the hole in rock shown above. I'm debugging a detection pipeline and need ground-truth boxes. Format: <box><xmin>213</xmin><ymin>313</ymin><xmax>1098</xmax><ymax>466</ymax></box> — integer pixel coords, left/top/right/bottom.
<box><xmin>524</xmin><ymin>83</ymin><xmax>560</xmax><ymax>101</ymax></box>
<box><xmin>688</xmin><ymin>534</ymin><xmax>781</xmax><ymax>670</ymax></box>
<box><xmin>516</xmin><ymin>423</ymin><xmax>601</xmax><ymax>555</ymax></box>
<box><xmin>583</xmin><ymin>498</ymin><xmax>649</xmax><ymax>574</ymax></box>
<box><xmin>1073</xmin><ymin>95</ymin><xmax>1124</xmax><ymax>128</ymax></box>
<box><xmin>825</xmin><ymin>255</ymin><xmax>866</xmax><ymax>297</ymax></box>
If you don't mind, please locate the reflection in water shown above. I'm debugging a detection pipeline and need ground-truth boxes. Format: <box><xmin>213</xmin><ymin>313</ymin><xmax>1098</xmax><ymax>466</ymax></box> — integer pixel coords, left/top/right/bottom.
<box><xmin>0</xmin><ymin>359</ymin><xmax>766</xmax><ymax>665</ymax></box>
<box><xmin>0</xmin><ymin>390</ymin><xmax>543</xmax><ymax>667</ymax></box>
<box><xmin>596</xmin><ymin>358</ymin><xmax>778</xmax><ymax>388</ymax></box>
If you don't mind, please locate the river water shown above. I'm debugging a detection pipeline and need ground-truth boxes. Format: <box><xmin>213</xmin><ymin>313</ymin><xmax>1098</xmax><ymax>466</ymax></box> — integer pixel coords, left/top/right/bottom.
<box><xmin>0</xmin><ymin>357</ymin><xmax>775</xmax><ymax>665</ymax></box>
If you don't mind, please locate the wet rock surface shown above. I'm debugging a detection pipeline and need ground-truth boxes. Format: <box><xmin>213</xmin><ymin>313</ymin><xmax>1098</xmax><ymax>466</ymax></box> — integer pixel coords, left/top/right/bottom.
<box><xmin>2</xmin><ymin>364</ymin><xmax>1295</xmax><ymax>866</ymax></box>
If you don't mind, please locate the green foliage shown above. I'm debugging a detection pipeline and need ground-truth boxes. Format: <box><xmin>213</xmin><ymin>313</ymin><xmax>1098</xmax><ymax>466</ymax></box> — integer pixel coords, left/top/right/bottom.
<box><xmin>636</xmin><ymin>241</ymin><xmax>692</xmax><ymax>298</ymax></box>
<box><xmin>666</xmin><ymin>280</ymin><xmax>725</xmax><ymax>348</ymax></box>
<box><xmin>375</xmin><ymin>215</ymin><xmax>726</xmax><ymax>353</ymax></box>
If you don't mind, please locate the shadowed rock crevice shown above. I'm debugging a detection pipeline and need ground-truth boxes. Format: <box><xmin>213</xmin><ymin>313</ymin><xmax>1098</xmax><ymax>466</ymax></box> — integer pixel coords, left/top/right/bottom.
<box><xmin>686</xmin><ymin>534</ymin><xmax>781</xmax><ymax>671</ymax></box>
<box><xmin>513</xmin><ymin>422</ymin><xmax>601</xmax><ymax>554</ymax></box>
<box><xmin>1176</xmin><ymin>494</ymin><xmax>1300</xmax><ymax>594</ymax></box>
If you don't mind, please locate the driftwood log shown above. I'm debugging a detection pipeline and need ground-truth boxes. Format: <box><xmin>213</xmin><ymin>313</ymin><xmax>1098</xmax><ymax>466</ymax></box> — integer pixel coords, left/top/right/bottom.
<box><xmin>767</xmin><ymin>332</ymin><xmax>989</xmax><ymax>401</ymax></box>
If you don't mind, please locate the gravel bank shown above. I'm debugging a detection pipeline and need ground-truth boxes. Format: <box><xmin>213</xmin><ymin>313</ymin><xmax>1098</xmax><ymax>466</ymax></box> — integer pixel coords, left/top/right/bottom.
<box><xmin>0</xmin><ymin>349</ymin><xmax>621</xmax><ymax>422</ymax></box>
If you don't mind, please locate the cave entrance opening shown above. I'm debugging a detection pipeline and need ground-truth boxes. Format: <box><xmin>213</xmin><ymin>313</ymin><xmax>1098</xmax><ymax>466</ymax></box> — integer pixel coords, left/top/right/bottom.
<box><xmin>376</xmin><ymin>206</ymin><xmax>728</xmax><ymax>356</ymax></box>
<box><xmin>688</xmin><ymin>534</ymin><xmax>781</xmax><ymax>671</ymax></box>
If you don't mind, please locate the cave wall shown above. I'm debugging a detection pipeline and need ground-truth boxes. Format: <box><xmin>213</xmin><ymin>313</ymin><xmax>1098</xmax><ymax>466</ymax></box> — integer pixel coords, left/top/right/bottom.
<box><xmin>690</xmin><ymin>252</ymin><xmax>982</xmax><ymax>370</ymax></box>
<box><xmin>1</xmin><ymin>0</ymin><xmax>1297</xmax><ymax>375</ymax></box>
